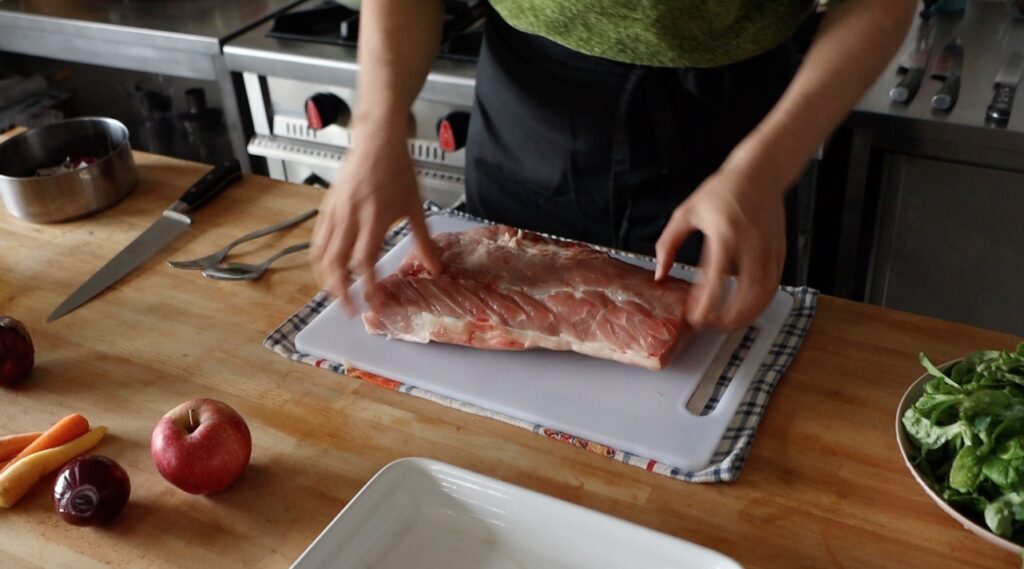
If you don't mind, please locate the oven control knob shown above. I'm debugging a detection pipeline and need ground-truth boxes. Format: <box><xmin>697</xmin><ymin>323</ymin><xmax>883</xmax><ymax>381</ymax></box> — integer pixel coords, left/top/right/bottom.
<box><xmin>305</xmin><ymin>93</ymin><xmax>349</xmax><ymax>130</ymax></box>
<box><xmin>435</xmin><ymin>111</ymin><xmax>470</xmax><ymax>152</ymax></box>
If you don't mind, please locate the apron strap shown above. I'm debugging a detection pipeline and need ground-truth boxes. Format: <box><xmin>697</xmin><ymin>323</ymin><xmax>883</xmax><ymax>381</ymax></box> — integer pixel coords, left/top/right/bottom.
<box><xmin>610</xmin><ymin>68</ymin><xmax>687</xmax><ymax>250</ymax></box>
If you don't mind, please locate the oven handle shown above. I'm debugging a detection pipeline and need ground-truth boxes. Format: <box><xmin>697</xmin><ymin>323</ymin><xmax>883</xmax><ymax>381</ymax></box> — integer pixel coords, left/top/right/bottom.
<box><xmin>247</xmin><ymin>134</ymin><xmax>346</xmax><ymax>169</ymax></box>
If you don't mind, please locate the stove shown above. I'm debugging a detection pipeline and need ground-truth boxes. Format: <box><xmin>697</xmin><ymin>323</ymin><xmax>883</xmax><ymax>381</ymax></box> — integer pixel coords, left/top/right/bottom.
<box><xmin>267</xmin><ymin>1</ymin><xmax>484</xmax><ymax>62</ymax></box>
<box><xmin>223</xmin><ymin>0</ymin><xmax>483</xmax><ymax>205</ymax></box>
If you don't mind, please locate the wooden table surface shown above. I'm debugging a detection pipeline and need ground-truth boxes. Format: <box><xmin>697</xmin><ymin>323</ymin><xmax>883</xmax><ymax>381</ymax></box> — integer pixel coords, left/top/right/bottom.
<box><xmin>0</xmin><ymin>152</ymin><xmax>1019</xmax><ymax>568</ymax></box>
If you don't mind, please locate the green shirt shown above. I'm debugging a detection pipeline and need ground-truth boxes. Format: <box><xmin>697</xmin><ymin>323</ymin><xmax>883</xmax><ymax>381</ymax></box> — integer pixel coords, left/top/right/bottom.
<box><xmin>489</xmin><ymin>0</ymin><xmax>816</xmax><ymax>68</ymax></box>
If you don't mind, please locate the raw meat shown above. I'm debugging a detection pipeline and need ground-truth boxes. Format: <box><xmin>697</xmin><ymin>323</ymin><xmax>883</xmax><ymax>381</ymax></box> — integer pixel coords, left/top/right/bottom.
<box><xmin>363</xmin><ymin>225</ymin><xmax>694</xmax><ymax>370</ymax></box>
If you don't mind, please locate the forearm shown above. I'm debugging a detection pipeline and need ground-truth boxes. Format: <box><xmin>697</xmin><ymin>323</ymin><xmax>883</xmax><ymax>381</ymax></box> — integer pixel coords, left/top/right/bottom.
<box><xmin>727</xmin><ymin>0</ymin><xmax>917</xmax><ymax>191</ymax></box>
<box><xmin>353</xmin><ymin>0</ymin><xmax>444</xmax><ymax>138</ymax></box>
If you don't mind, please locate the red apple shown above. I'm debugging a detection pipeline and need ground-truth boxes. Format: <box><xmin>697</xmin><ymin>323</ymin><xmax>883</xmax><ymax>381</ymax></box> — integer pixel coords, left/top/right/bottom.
<box><xmin>150</xmin><ymin>398</ymin><xmax>251</xmax><ymax>494</ymax></box>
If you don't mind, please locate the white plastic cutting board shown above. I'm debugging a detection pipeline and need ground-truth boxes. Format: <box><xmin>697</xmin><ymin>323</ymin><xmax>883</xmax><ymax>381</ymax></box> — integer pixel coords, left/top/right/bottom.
<box><xmin>295</xmin><ymin>217</ymin><xmax>793</xmax><ymax>471</ymax></box>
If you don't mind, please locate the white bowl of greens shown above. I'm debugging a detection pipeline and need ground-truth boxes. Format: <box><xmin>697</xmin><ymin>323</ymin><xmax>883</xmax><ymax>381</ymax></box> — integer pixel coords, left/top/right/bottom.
<box><xmin>897</xmin><ymin>346</ymin><xmax>1024</xmax><ymax>554</ymax></box>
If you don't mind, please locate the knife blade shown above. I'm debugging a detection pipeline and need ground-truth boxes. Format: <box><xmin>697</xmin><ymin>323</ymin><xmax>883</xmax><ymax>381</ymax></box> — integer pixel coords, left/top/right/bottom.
<box><xmin>48</xmin><ymin>159</ymin><xmax>242</xmax><ymax>322</ymax></box>
<box><xmin>986</xmin><ymin>51</ymin><xmax>1024</xmax><ymax>126</ymax></box>
<box><xmin>890</xmin><ymin>16</ymin><xmax>936</xmax><ymax>104</ymax></box>
<box><xmin>930</xmin><ymin>38</ymin><xmax>963</xmax><ymax>112</ymax></box>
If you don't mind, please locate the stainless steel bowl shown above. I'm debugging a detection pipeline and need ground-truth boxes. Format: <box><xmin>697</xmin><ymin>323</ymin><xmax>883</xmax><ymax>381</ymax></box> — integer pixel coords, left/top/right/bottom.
<box><xmin>0</xmin><ymin>117</ymin><xmax>137</xmax><ymax>223</ymax></box>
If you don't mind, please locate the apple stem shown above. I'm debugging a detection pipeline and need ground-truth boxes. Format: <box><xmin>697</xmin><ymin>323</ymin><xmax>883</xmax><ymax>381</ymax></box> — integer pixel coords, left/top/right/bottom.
<box><xmin>188</xmin><ymin>408</ymin><xmax>197</xmax><ymax>433</ymax></box>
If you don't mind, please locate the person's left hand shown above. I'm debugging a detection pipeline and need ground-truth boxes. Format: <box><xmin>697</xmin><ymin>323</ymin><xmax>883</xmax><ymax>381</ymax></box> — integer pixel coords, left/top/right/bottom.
<box><xmin>654</xmin><ymin>161</ymin><xmax>787</xmax><ymax>332</ymax></box>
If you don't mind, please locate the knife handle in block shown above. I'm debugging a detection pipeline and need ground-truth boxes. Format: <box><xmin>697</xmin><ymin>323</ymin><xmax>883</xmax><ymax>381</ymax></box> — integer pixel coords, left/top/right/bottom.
<box><xmin>178</xmin><ymin>159</ymin><xmax>242</xmax><ymax>213</ymax></box>
<box><xmin>890</xmin><ymin>67</ymin><xmax>925</xmax><ymax>104</ymax></box>
<box><xmin>931</xmin><ymin>75</ymin><xmax>960</xmax><ymax>111</ymax></box>
<box><xmin>986</xmin><ymin>84</ymin><xmax>1016</xmax><ymax>125</ymax></box>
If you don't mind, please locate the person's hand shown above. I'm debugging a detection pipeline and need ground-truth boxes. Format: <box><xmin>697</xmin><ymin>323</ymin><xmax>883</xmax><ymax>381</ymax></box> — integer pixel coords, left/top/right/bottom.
<box><xmin>654</xmin><ymin>160</ymin><xmax>786</xmax><ymax>332</ymax></box>
<box><xmin>310</xmin><ymin>132</ymin><xmax>440</xmax><ymax>313</ymax></box>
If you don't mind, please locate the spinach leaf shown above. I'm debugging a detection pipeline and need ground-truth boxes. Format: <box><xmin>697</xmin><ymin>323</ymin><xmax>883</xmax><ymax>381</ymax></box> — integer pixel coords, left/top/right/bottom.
<box><xmin>951</xmin><ymin>446</ymin><xmax>985</xmax><ymax>492</ymax></box>
<box><xmin>920</xmin><ymin>353</ymin><xmax>962</xmax><ymax>392</ymax></box>
<box><xmin>1001</xmin><ymin>439</ymin><xmax>1024</xmax><ymax>460</ymax></box>
<box><xmin>985</xmin><ymin>493</ymin><xmax>1024</xmax><ymax>537</ymax></box>
<box><xmin>914</xmin><ymin>392</ymin><xmax>966</xmax><ymax>422</ymax></box>
<box><xmin>944</xmin><ymin>492</ymin><xmax>988</xmax><ymax>513</ymax></box>
<box><xmin>982</xmin><ymin>455</ymin><xmax>1024</xmax><ymax>493</ymax></box>
<box><xmin>986</xmin><ymin>495</ymin><xmax>1015</xmax><ymax>537</ymax></box>
<box><xmin>951</xmin><ymin>359</ymin><xmax>977</xmax><ymax>384</ymax></box>
<box><xmin>902</xmin><ymin>407</ymin><xmax>971</xmax><ymax>451</ymax></box>
<box><xmin>961</xmin><ymin>390</ymin><xmax>1012</xmax><ymax>419</ymax></box>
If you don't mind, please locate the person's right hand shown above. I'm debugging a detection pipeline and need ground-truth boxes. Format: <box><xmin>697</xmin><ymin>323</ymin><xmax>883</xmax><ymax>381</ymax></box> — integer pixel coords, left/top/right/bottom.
<box><xmin>310</xmin><ymin>131</ymin><xmax>440</xmax><ymax>313</ymax></box>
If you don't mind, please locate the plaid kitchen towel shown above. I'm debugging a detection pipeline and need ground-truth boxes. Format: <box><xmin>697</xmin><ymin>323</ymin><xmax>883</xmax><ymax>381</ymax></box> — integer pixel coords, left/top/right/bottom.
<box><xmin>265</xmin><ymin>203</ymin><xmax>818</xmax><ymax>483</ymax></box>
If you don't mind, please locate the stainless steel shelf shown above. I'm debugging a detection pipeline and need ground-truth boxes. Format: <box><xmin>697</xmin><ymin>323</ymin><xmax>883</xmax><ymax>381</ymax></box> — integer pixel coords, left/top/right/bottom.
<box><xmin>852</xmin><ymin>1</ymin><xmax>1024</xmax><ymax>147</ymax></box>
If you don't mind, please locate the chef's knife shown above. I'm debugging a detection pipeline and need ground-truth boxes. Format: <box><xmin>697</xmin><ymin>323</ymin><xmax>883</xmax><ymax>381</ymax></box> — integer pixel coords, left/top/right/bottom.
<box><xmin>48</xmin><ymin>159</ymin><xmax>242</xmax><ymax>322</ymax></box>
<box><xmin>986</xmin><ymin>51</ymin><xmax>1024</xmax><ymax>126</ymax></box>
<box><xmin>890</xmin><ymin>16</ymin><xmax>935</xmax><ymax>104</ymax></box>
<box><xmin>930</xmin><ymin>38</ymin><xmax>963</xmax><ymax>112</ymax></box>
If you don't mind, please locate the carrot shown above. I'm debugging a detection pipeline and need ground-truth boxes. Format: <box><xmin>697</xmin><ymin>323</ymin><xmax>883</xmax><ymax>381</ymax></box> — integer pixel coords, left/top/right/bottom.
<box><xmin>0</xmin><ymin>432</ymin><xmax>43</xmax><ymax>462</ymax></box>
<box><xmin>0</xmin><ymin>414</ymin><xmax>89</xmax><ymax>475</ymax></box>
<box><xmin>0</xmin><ymin>427</ymin><xmax>107</xmax><ymax>508</ymax></box>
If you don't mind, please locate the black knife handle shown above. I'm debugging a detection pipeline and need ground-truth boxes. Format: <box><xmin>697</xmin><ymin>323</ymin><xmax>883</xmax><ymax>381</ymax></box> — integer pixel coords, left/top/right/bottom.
<box><xmin>931</xmin><ymin>75</ymin><xmax>960</xmax><ymax>111</ymax></box>
<box><xmin>986</xmin><ymin>84</ymin><xmax>1017</xmax><ymax>125</ymax></box>
<box><xmin>178</xmin><ymin>159</ymin><xmax>242</xmax><ymax>212</ymax></box>
<box><xmin>890</xmin><ymin>67</ymin><xmax>926</xmax><ymax>104</ymax></box>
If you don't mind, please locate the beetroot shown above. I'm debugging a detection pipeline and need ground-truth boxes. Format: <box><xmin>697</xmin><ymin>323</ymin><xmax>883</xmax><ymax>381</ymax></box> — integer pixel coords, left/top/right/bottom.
<box><xmin>0</xmin><ymin>316</ymin><xmax>33</xmax><ymax>385</ymax></box>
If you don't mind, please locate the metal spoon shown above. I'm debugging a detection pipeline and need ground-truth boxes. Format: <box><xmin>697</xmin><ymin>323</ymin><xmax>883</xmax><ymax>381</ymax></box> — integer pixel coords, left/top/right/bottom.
<box><xmin>201</xmin><ymin>241</ymin><xmax>310</xmax><ymax>281</ymax></box>
<box><xmin>169</xmin><ymin>209</ymin><xmax>318</xmax><ymax>270</ymax></box>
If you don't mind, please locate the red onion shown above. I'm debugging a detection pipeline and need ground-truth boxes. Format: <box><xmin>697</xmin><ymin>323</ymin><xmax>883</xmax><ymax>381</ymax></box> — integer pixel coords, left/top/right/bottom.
<box><xmin>53</xmin><ymin>456</ymin><xmax>131</xmax><ymax>526</ymax></box>
<box><xmin>0</xmin><ymin>316</ymin><xmax>33</xmax><ymax>385</ymax></box>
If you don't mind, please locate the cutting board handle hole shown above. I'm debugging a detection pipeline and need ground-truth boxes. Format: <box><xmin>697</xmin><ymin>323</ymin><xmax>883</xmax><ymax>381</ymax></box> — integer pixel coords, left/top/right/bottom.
<box><xmin>685</xmin><ymin>327</ymin><xmax>759</xmax><ymax>416</ymax></box>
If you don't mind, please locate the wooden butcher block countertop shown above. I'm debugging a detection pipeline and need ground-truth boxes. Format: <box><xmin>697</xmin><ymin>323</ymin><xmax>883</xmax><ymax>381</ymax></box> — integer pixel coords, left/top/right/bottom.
<box><xmin>0</xmin><ymin>152</ymin><xmax>1018</xmax><ymax>568</ymax></box>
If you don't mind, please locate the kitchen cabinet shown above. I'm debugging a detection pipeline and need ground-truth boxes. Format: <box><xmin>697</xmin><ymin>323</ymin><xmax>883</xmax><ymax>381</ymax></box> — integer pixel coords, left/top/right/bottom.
<box><xmin>868</xmin><ymin>155</ymin><xmax>1024</xmax><ymax>335</ymax></box>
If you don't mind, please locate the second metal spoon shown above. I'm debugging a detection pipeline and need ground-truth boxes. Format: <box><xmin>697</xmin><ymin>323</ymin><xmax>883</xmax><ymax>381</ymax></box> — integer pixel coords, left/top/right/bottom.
<box><xmin>169</xmin><ymin>209</ymin><xmax>318</xmax><ymax>270</ymax></box>
<box><xmin>201</xmin><ymin>241</ymin><xmax>311</xmax><ymax>281</ymax></box>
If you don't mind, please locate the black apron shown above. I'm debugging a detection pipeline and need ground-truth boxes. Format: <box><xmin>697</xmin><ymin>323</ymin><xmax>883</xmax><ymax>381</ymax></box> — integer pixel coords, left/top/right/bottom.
<box><xmin>465</xmin><ymin>8</ymin><xmax>799</xmax><ymax>278</ymax></box>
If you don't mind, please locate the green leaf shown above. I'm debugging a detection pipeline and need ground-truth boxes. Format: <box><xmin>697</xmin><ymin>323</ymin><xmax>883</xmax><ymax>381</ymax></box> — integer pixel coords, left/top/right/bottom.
<box><xmin>951</xmin><ymin>446</ymin><xmax>985</xmax><ymax>492</ymax></box>
<box><xmin>999</xmin><ymin>373</ymin><xmax>1024</xmax><ymax>389</ymax></box>
<box><xmin>920</xmin><ymin>353</ymin><xmax>962</xmax><ymax>392</ymax></box>
<box><xmin>924</xmin><ymin>375</ymin><xmax>962</xmax><ymax>396</ymax></box>
<box><xmin>916</xmin><ymin>393</ymin><xmax>965</xmax><ymax>411</ymax></box>
<box><xmin>983</xmin><ymin>455</ymin><xmax>1024</xmax><ymax>492</ymax></box>
<box><xmin>914</xmin><ymin>392</ymin><xmax>966</xmax><ymax>423</ymax></box>
<box><xmin>903</xmin><ymin>407</ymin><xmax>971</xmax><ymax>451</ymax></box>
<box><xmin>976</xmin><ymin>415</ymin><xmax>997</xmax><ymax>455</ymax></box>
<box><xmin>984</xmin><ymin>493</ymin><xmax>1024</xmax><ymax>537</ymax></box>
<box><xmin>986</xmin><ymin>496</ymin><xmax>1015</xmax><ymax>537</ymax></box>
<box><xmin>1000</xmin><ymin>438</ymin><xmax>1024</xmax><ymax>460</ymax></box>
<box><xmin>961</xmin><ymin>390</ymin><xmax>1012</xmax><ymax>418</ymax></box>
<box><xmin>951</xmin><ymin>360</ymin><xmax>976</xmax><ymax>384</ymax></box>
<box><xmin>945</xmin><ymin>492</ymin><xmax>989</xmax><ymax>513</ymax></box>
